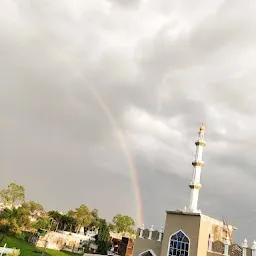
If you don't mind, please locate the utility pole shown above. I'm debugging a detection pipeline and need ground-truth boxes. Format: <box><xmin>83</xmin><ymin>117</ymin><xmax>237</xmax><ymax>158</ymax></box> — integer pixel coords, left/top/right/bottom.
<box><xmin>41</xmin><ymin>240</ymin><xmax>48</xmax><ymax>256</ymax></box>
<box><xmin>41</xmin><ymin>218</ymin><xmax>54</xmax><ymax>256</ymax></box>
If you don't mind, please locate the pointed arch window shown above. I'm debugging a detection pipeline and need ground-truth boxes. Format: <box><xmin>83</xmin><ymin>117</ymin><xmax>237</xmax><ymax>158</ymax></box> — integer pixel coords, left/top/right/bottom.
<box><xmin>168</xmin><ymin>230</ymin><xmax>190</xmax><ymax>256</ymax></box>
<box><xmin>139</xmin><ymin>250</ymin><xmax>158</xmax><ymax>256</ymax></box>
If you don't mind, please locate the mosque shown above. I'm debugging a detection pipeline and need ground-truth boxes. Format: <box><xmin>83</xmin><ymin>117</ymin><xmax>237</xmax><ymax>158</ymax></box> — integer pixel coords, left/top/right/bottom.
<box><xmin>133</xmin><ymin>124</ymin><xmax>256</xmax><ymax>256</ymax></box>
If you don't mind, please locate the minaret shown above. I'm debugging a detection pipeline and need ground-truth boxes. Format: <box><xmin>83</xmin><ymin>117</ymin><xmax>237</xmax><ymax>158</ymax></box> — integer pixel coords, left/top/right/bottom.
<box><xmin>188</xmin><ymin>123</ymin><xmax>206</xmax><ymax>213</ymax></box>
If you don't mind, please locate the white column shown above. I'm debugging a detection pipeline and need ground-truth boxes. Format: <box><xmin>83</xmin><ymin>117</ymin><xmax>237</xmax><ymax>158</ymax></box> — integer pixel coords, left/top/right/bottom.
<box><xmin>158</xmin><ymin>227</ymin><xmax>163</xmax><ymax>242</ymax></box>
<box><xmin>189</xmin><ymin>188</ymin><xmax>200</xmax><ymax>213</ymax></box>
<box><xmin>208</xmin><ymin>234</ymin><xmax>213</xmax><ymax>251</ymax></box>
<box><xmin>148</xmin><ymin>225</ymin><xmax>154</xmax><ymax>240</ymax></box>
<box><xmin>251</xmin><ymin>240</ymin><xmax>256</xmax><ymax>256</ymax></box>
<box><xmin>188</xmin><ymin>124</ymin><xmax>206</xmax><ymax>213</ymax></box>
<box><xmin>242</xmin><ymin>239</ymin><xmax>248</xmax><ymax>256</ymax></box>
<box><xmin>139</xmin><ymin>224</ymin><xmax>144</xmax><ymax>238</ymax></box>
<box><xmin>224</xmin><ymin>235</ymin><xmax>230</xmax><ymax>256</ymax></box>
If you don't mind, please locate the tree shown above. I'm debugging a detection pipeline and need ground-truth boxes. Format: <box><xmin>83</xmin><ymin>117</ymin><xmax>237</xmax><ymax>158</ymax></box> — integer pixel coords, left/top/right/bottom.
<box><xmin>27</xmin><ymin>201</ymin><xmax>44</xmax><ymax>212</ymax></box>
<box><xmin>68</xmin><ymin>205</ymin><xmax>92</xmax><ymax>233</ymax></box>
<box><xmin>0</xmin><ymin>183</ymin><xmax>25</xmax><ymax>208</ymax></box>
<box><xmin>112</xmin><ymin>214</ymin><xmax>135</xmax><ymax>234</ymax></box>
<box><xmin>95</xmin><ymin>219</ymin><xmax>111</xmax><ymax>255</ymax></box>
<box><xmin>90</xmin><ymin>208</ymin><xmax>100</xmax><ymax>229</ymax></box>
<box><xmin>57</xmin><ymin>214</ymin><xmax>76</xmax><ymax>231</ymax></box>
<box><xmin>0</xmin><ymin>206</ymin><xmax>31</xmax><ymax>232</ymax></box>
<box><xmin>0</xmin><ymin>210</ymin><xmax>22</xmax><ymax>238</ymax></box>
<box><xmin>65</xmin><ymin>214</ymin><xmax>77</xmax><ymax>232</ymax></box>
<box><xmin>14</xmin><ymin>205</ymin><xmax>31</xmax><ymax>229</ymax></box>
<box><xmin>33</xmin><ymin>216</ymin><xmax>51</xmax><ymax>230</ymax></box>
<box><xmin>48</xmin><ymin>211</ymin><xmax>62</xmax><ymax>231</ymax></box>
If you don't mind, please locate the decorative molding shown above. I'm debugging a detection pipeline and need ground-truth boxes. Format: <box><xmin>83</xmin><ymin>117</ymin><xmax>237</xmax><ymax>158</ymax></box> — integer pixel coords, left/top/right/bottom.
<box><xmin>242</xmin><ymin>239</ymin><xmax>248</xmax><ymax>248</ymax></box>
<box><xmin>242</xmin><ymin>239</ymin><xmax>248</xmax><ymax>256</ymax></box>
<box><xmin>192</xmin><ymin>161</ymin><xmax>204</xmax><ymax>167</ymax></box>
<box><xmin>148</xmin><ymin>225</ymin><xmax>154</xmax><ymax>240</ymax></box>
<box><xmin>252</xmin><ymin>240</ymin><xmax>256</xmax><ymax>250</ymax></box>
<box><xmin>212</xmin><ymin>241</ymin><xmax>225</xmax><ymax>254</ymax></box>
<box><xmin>195</xmin><ymin>141</ymin><xmax>206</xmax><ymax>147</ymax></box>
<box><xmin>139</xmin><ymin>249</ymin><xmax>158</xmax><ymax>256</ymax></box>
<box><xmin>229</xmin><ymin>244</ymin><xmax>242</xmax><ymax>256</ymax></box>
<box><xmin>189</xmin><ymin>184</ymin><xmax>201</xmax><ymax>190</ymax></box>
<box><xmin>158</xmin><ymin>227</ymin><xmax>163</xmax><ymax>242</ymax></box>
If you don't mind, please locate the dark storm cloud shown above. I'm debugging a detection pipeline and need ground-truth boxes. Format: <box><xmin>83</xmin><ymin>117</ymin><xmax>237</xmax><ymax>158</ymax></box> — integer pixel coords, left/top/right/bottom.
<box><xmin>0</xmin><ymin>0</ymin><xmax>256</xmax><ymax>243</ymax></box>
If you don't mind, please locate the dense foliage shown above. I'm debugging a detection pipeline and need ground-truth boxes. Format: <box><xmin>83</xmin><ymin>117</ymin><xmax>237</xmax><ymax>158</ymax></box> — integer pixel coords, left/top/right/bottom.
<box><xmin>0</xmin><ymin>182</ymin><xmax>136</xmax><ymax>252</ymax></box>
<box><xmin>112</xmin><ymin>214</ymin><xmax>136</xmax><ymax>235</ymax></box>
<box><xmin>95</xmin><ymin>219</ymin><xmax>111</xmax><ymax>255</ymax></box>
<box><xmin>0</xmin><ymin>183</ymin><xmax>25</xmax><ymax>208</ymax></box>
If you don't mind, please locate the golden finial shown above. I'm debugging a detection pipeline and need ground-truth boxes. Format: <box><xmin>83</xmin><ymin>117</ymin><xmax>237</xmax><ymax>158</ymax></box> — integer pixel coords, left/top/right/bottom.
<box><xmin>200</xmin><ymin>122</ymin><xmax>205</xmax><ymax>132</ymax></box>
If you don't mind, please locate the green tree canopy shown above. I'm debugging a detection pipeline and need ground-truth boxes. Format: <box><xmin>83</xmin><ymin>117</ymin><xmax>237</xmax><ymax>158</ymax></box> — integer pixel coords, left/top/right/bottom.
<box><xmin>14</xmin><ymin>205</ymin><xmax>31</xmax><ymax>229</ymax></box>
<box><xmin>68</xmin><ymin>205</ymin><xmax>92</xmax><ymax>232</ymax></box>
<box><xmin>48</xmin><ymin>210</ymin><xmax>62</xmax><ymax>222</ymax></box>
<box><xmin>48</xmin><ymin>210</ymin><xmax>63</xmax><ymax>231</ymax></box>
<box><xmin>0</xmin><ymin>217</ymin><xmax>21</xmax><ymax>236</ymax></box>
<box><xmin>27</xmin><ymin>201</ymin><xmax>44</xmax><ymax>212</ymax></box>
<box><xmin>33</xmin><ymin>216</ymin><xmax>51</xmax><ymax>230</ymax></box>
<box><xmin>112</xmin><ymin>214</ymin><xmax>135</xmax><ymax>234</ymax></box>
<box><xmin>90</xmin><ymin>208</ymin><xmax>100</xmax><ymax>229</ymax></box>
<box><xmin>95</xmin><ymin>218</ymin><xmax>111</xmax><ymax>255</ymax></box>
<box><xmin>0</xmin><ymin>183</ymin><xmax>25</xmax><ymax>208</ymax></box>
<box><xmin>0</xmin><ymin>208</ymin><xmax>27</xmax><ymax>236</ymax></box>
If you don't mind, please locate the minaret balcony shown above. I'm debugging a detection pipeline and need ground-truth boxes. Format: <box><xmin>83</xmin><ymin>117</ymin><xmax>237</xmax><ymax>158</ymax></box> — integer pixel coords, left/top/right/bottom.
<box><xmin>192</xmin><ymin>161</ymin><xmax>204</xmax><ymax>167</ymax></box>
<box><xmin>189</xmin><ymin>183</ymin><xmax>202</xmax><ymax>189</ymax></box>
<box><xmin>195</xmin><ymin>140</ymin><xmax>206</xmax><ymax>147</ymax></box>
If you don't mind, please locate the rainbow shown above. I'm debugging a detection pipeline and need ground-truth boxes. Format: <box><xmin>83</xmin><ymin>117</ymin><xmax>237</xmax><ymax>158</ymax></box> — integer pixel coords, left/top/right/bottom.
<box><xmin>55</xmin><ymin>52</ymin><xmax>144</xmax><ymax>227</ymax></box>
<box><xmin>83</xmin><ymin>82</ymin><xmax>144</xmax><ymax>227</ymax></box>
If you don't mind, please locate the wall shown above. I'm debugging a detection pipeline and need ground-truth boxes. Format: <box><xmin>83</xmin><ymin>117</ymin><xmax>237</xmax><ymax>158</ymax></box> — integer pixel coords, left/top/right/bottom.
<box><xmin>199</xmin><ymin>214</ymin><xmax>237</xmax><ymax>256</ymax></box>
<box><xmin>198</xmin><ymin>215</ymin><xmax>214</xmax><ymax>256</ymax></box>
<box><xmin>133</xmin><ymin>237</ymin><xmax>162</xmax><ymax>256</ymax></box>
<box><xmin>201</xmin><ymin>214</ymin><xmax>236</xmax><ymax>243</ymax></box>
<box><xmin>110</xmin><ymin>231</ymin><xmax>136</xmax><ymax>240</ymax></box>
<box><xmin>160</xmin><ymin>211</ymin><xmax>201</xmax><ymax>256</ymax></box>
<box><xmin>0</xmin><ymin>247</ymin><xmax>20</xmax><ymax>254</ymax></box>
<box><xmin>134</xmin><ymin>211</ymin><xmax>237</xmax><ymax>256</ymax></box>
<box><xmin>207</xmin><ymin>251</ymin><xmax>223</xmax><ymax>256</ymax></box>
<box><xmin>246</xmin><ymin>247</ymin><xmax>253</xmax><ymax>256</ymax></box>
<box><xmin>36</xmin><ymin>231</ymin><xmax>84</xmax><ymax>250</ymax></box>
<box><xmin>126</xmin><ymin>239</ymin><xmax>134</xmax><ymax>256</ymax></box>
<box><xmin>59</xmin><ymin>230</ymin><xmax>96</xmax><ymax>241</ymax></box>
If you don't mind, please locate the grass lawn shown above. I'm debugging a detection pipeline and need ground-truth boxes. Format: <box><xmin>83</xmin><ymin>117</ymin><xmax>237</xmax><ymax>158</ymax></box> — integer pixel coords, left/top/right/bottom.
<box><xmin>0</xmin><ymin>236</ymin><xmax>81</xmax><ymax>256</ymax></box>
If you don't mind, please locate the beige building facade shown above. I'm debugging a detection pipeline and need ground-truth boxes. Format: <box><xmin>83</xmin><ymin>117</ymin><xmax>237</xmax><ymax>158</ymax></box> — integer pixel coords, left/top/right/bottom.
<box><xmin>134</xmin><ymin>211</ymin><xmax>237</xmax><ymax>256</ymax></box>
<box><xmin>133</xmin><ymin>125</ymin><xmax>252</xmax><ymax>256</ymax></box>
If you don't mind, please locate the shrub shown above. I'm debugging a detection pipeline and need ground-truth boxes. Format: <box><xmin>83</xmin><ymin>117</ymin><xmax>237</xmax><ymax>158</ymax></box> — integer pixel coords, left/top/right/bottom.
<box><xmin>6</xmin><ymin>249</ymin><xmax>20</xmax><ymax>256</ymax></box>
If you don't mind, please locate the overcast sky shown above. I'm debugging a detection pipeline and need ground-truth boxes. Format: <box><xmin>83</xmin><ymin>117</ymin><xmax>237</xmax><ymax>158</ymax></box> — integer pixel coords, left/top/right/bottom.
<box><xmin>1</xmin><ymin>0</ymin><xmax>256</xmax><ymax>243</ymax></box>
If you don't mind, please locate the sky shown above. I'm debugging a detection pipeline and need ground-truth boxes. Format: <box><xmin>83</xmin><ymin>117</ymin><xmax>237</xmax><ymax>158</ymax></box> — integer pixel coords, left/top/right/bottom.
<box><xmin>0</xmin><ymin>0</ymin><xmax>256</xmax><ymax>243</ymax></box>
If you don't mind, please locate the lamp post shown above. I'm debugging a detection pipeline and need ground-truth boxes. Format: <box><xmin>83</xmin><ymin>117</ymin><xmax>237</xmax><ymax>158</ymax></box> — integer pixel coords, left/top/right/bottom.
<box><xmin>41</xmin><ymin>218</ymin><xmax>55</xmax><ymax>256</ymax></box>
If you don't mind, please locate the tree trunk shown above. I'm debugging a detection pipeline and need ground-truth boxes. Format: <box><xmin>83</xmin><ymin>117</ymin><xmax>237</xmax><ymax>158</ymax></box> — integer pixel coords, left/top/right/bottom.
<box><xmin>76</xmin><ymin>225</ymin><xmax>81</xmax><ymax>233</ymax></box>
<box><xmin>55</xmin><ymin>222</ymin><xmax>59</xmax><ymax>232</ymax></box>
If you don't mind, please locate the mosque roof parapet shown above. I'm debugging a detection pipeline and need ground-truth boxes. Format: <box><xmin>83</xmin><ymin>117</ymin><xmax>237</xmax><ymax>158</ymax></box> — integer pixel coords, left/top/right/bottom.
<box><xmin>166</xmin><ymin>210</ymin><xmax>201</xmax><ymax>216</ymax></box>
<box><xmin>137</xmin><ymin>225</ymin><xmax>164</xmax><ymax>242</ymax></box>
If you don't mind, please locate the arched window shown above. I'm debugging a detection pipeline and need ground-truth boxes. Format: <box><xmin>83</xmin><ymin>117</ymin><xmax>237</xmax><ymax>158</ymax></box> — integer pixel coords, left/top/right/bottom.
<box><xmin>168</xmin><ymin>230</ymin><xmax>190</xmax><ymax>256</ymax></box>
<box><xmin>139</xmin><ymin>249</ymin><xmax>158</xmax><ymax>256</ymax></box>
